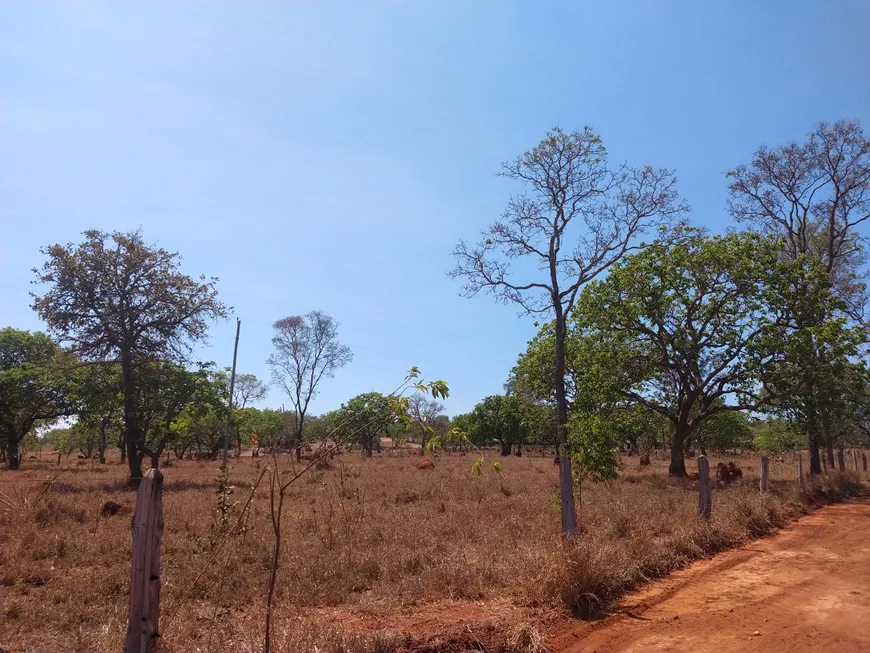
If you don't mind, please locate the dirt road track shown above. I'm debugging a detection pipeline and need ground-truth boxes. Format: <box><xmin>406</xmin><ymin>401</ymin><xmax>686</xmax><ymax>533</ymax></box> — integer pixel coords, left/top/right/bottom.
<box><xmin>550</xmin><ymin>496</ymin><xmax>870</xmax><ymax>653</ymax></box>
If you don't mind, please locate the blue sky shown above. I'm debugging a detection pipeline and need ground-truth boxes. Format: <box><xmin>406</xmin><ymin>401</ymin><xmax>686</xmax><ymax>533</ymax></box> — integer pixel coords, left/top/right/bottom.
<box><xmin>1</xmin><ymin>1</ymin><xmax>869</xmax><ymax>415</ymax></box>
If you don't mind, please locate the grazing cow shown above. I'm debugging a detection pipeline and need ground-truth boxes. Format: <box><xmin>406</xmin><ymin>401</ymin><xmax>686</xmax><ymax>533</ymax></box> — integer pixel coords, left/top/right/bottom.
<box><xmin>639</xmin><ymin>454</ymin><xmax>651</xmax><ymax>466</ymax></box>
<box><xmin>417</xmin><ymin>457</ymin><xmax>435</xmax><ymax>470</ymax></box>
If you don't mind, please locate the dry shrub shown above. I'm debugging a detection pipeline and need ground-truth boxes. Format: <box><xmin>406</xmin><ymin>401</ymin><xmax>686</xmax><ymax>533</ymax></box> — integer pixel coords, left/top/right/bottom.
<box><xmin>0</xmin><ymin>450</ymin><xmax>861</xmax><ymax>652</ymax></box>
<box><xmin>504</xmin><ymin>622</ymin><xmax>548</xmax><ymax>653</ymax></box>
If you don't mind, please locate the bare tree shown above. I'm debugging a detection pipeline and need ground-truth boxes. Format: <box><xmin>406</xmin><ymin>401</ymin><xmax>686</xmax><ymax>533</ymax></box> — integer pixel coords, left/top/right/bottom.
<box><xmin>231</xmin><ymin>373</ymin><xmax>268</xmax><ymax>409</ymax></box>
<box><xmin>450</xmin><ymin>127</ymin><xmax>686</xmax><ymax>533</ymax></box>
<box><xmin>407</xmin><ymin>392</ymin><xmax>445</xmax><ymax>455</ymax></box>
<box><xmin>728</xmin><ymin>119</ymin><xmax>870</xmax><ymax>472</ymax></box>
<box><xmin>728</xmin><ymin>120</ymin><xmax>870</xmax><ymax>315</ymax></box>
<box><xmin>267</xmin><ymin>311</ymin><xmax>352</xmax><ymax>460</ymax></box>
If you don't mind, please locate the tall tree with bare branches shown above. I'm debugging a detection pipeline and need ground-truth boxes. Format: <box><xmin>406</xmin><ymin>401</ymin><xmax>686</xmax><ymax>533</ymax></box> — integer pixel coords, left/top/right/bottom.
<box><xmin>728</xmin><ymin>120</ymin><xmax>870</xmax><ymax>472</ymax></box>
<box><xmin>450</xmin><ymin>127</ymin><xmax>687</xmax><ymax>533</ymax></box>
<box><xmin>267</xmin><ymin>311</ymin><xmax>352</xmax><ymax>460</ymax></box>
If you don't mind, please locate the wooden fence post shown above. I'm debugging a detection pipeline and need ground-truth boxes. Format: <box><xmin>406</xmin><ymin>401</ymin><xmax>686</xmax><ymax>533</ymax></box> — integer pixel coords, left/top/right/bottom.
<box><xmin>698</xmin><ymin>456</ymin><xmax>711</xmax><ymax>520</ymax></box>
<box><xmin>125</xmin><ymin>468</ymin><xmax>164</xmax><ymax>653</ymax></box>
<box><xmin>854</xmin><ymin>450</ymin><xmax>859</xmax><ymax>473</ymax></box>
<box><xmin>797</xmin><ymin>454</ymin><xmax>803</xmax><ymax>486</ymax></box>
<box><xmin>863</xmin><ymin>452</ymin><xmax>867</xmax><ymax>474</ymax></box>
<box><xmin>822</xmin><ymin>455</ymin><xmax>827</xmax><ymax>472</ymax></box>
<box><xmin>760</xmin><ymin>455</ymin><xmax>769</xmax><ymax>492</ymax></box>
<box><xmin>837</xmin><ymin>448</ymin><xmax>845</xmax><ymax>472</ymax></box>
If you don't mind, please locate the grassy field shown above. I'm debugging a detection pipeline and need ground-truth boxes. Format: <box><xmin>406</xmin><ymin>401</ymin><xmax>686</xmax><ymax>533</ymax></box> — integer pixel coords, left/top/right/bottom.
<box><xmin>0</xmin><ymin>447</ymin><xmax>863</xmax><ymax>653</ymax></box>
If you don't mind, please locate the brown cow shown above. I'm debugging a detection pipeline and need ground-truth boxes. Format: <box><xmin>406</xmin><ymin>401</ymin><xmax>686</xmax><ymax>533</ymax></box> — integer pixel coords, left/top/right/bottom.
<box><xmin>639</xmin><ymin>454</ymin><xmax>651</xmax><ymax>466</ymax></box>
<box><xmin>716</xmin><ymin>461</ymin><xmax>743</xmax><ymax>484</ymax></box>
<box><xmin>417</xmin><ymin>458</ymin><xmax>435</xmax><ymax>470</ymax></box>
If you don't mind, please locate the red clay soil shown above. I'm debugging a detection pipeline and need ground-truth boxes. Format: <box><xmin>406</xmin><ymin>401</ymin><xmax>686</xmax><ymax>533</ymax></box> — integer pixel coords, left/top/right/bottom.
<box><xmin>549</xmin><ymin>495</ymin><xmax>870</xmax><ymax>653</ymax></box>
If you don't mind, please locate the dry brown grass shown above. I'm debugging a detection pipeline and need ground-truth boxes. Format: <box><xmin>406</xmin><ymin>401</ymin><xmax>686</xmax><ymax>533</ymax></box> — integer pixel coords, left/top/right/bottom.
<box><xmin>0</xmin><ymin>449</ymin><xmax>863</xmax><ymax>653</ymax></box>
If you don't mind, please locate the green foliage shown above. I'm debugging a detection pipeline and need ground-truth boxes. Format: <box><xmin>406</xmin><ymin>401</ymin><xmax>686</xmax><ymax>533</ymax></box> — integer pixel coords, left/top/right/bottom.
<box><xmin>517</xmin><ymin>227</ymin><xmax>852</xmax><ymax>475</ymax></box>
<box><xmin>334</xmin><ymin>392</ymin><xmax>394</xmax><ymax>455</ymax></box>
<box><xmin>696</xmin><ymin>410</ymin><xmax>754</xmax><ymax>453</ymax></box>
<box><xmin>32</xmin><ymin>229</ymin><xmax>227</xmax><ymax>478</ymax></box>
<box><xmin>464</xmin><ymin>394</ymin><xmax>527</xmax><ymax>455</ymax></box>
<box><xmin>43</xmin><ymin>427</ymin><xmax>73</xmax><ymax>456</ymax></box>
<box><xmin>137</xmin><ymin>361</ymin><xmax>227</xmax><ymax>462</ymax></box>
<box><xmin>0</xmin><ymin>328</ymin><xmax>76</xmax><ymax>468</ymax></box>
<box><xmin>754</xmin><ymin>419</ymin><xmax>802</xmax><ymax>452</ymax></box>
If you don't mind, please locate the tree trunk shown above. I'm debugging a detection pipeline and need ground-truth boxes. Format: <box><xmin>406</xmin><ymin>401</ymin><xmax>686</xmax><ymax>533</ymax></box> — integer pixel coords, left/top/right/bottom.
<box><xmin>809</xmin><ymin>433</ymin><xmax>822</xmax><ymax>474</ymax></box>
<box><xmin>669</xmin><ymin>420</ymin><xmax>689</xmax><ymax>477</ymax></box>
<box><xmin>819</xmin><ymin>405</ymin><xmax>836</xmax><ymax>468</ymax></box>
<box><xmin>121</xmin><ymin>352</ymin><xmax>143</xmax><ymax>483</ymax></box>
<box><xmin>126</xmin><ymin>440</ymin><xmax>143</xmax><ymax>481</ymax></box>
<box><xmin>500</xmin><ymin>441</ymin><xmax>512</xmax><ymax>456</ymax></box>
<box><xmin>553</xmin><ymin>310</ymin><xmax>578</xmax><ymax>535</ymax></box>
<box><xmin>7</xmin><ymin>436</ymin><xmax>20</xmax><ymax>470</ymax></box>
<box><xmin>837</xmin><ymin>447</ymin><xmax>845</xmax><ymax>472</ymax></box>
<box><xmin>99</xmin><ymin>422</ymin><xmax>107</xmax><ymax>465</ymax></box>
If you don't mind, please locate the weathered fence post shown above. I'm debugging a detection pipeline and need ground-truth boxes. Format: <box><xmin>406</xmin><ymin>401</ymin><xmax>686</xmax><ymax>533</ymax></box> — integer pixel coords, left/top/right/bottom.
<box><xmin>854</xmin><ymin>450</ymin><xmax>859</xmax><ymax>473</ymax></box>
<box><xmin>125</xmin><ymin>468</ymin><xmax>164</xmax><ymax>653</ymax></box>
<box><xmin>822</xmin><ymin>455</ymin><xmax>827</xmax><ymax>472</ymax></box>
<box><xmin>698</xmin><ymin>456</ymin><xmax>711</xmax><ymax>520</ymax></box>
<box><xmin>837</xmin><ymin>448</ymin><xmax>845</xmax><ymax>472</ymax></box>
<box><xmin>760</xmin><ymin>455</ymin><xmax>769</xmax><ymax>492</ymax></box>
<box><xmin>863</xmin><ymin>452</ymin><xmax>867</xmax><ymax>474</ymax></box>
<box><xmin>797</xmin><ymin>454</ymin><xmax>803</xmax><ymax>487</ymax></box>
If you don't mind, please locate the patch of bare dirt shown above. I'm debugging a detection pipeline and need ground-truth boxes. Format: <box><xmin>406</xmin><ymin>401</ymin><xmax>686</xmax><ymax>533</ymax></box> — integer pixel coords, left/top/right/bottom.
<box><xmin>549</xmin><ymin>495</ymin><xmax>870</xmax><ymax>653</ymax></box>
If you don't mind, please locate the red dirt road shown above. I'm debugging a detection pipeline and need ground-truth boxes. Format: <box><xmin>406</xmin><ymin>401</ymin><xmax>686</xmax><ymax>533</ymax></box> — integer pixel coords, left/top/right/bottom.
<box><xmin>551</xmin><ymin>496</ymin><xmax>870</xmax><ymax>653</ymax></box>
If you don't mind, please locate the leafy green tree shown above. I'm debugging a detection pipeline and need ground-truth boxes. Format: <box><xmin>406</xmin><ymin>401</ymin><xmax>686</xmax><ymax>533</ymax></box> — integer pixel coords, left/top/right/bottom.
<box><xmin>137</xmin><ymin>362</ymin><xmax>226</xmax><ymax>467</ymax></box>
<box><xmin>254</xmin><ymin>409</ymin><xmax>286</xmax><ymax>452</ymax></box>
<box><xmin>73</xmin><ymin>362</ymin><xmax>122</xmax><ymax>463</ymax></box>
<box><xmin>0</xmin><ymin>328</ymin><xmax>76</xmax><ymax>470</ymax></box>
<box><xmin>602</xmin><ymin>404</ymin><xmax>671</xmax><ymax>454</ymax></box>
<box><xmin>727</xmin><ymin>120</ymin><xmax>870</xmax><ymax>472</ymax></box>
<box><xmin>268</xmin><ymin>311</ymin><xmax>353</xmax><ymax>460</ymax></box>
<box><xmin>335</xmin><ymin>392</ymin><xmax>394</xmax><ymax>456</ymax></box>
<box><xmin>754</xmin><ymin>419</ymin><xmax>802</xmax><ymax>452</ymax></box>
<box><xmin>557</xmin><ymin>228</ymin><xmax>842</xmax><ymax>476</ymax></box>
<box><xmin>69</xmin><ymin>421</ymin><xmax>101</xmax><ymax>458</ymax></box>
<box><xmin>450</xmin><ymin>127</ymin><xmax>686</xmax><ymax>533</ymax></box>
<box><xmin>43</xmin><ymin>427</ymin><xmax>75</xmax><ymax>461</ymax></box>
<box><xmin>32</xmin><ymin>229</ymin><xmax>227</xmax><ymax>481</ymax></box>
<box><xmin>212</xmin><ymin>369</ymin><xmax>269</xmax><ymax>455</ymax></box>
<box><xmin>464</xmin><ymin>395</ymin><xmax>526</xmax><ymax>456</ymax></box>
<box><xmin>513</xmin><ymin>323</ymin><xmax>636</xmax><ymax>478</ymax></box>
<box><xmin>694</xmin><ymin>409</ymin><xmax>754</xmax><ymax>454</ymax></box>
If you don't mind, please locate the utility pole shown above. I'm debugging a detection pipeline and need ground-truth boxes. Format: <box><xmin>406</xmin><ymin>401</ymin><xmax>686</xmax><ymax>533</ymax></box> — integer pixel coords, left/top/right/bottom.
<box><xmin>223</xmin><ymin>318</ymin><xmax>241</xmax><ymax>469</ymax></box>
